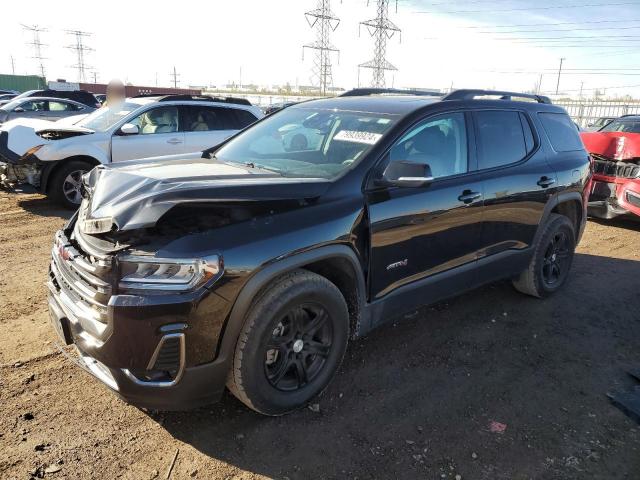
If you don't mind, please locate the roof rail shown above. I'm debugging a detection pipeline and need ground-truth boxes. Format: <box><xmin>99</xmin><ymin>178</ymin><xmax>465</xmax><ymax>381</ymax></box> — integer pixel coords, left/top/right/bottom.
<box><xmin>131</xmin><ymin>93</ymin><xmax>174</xmax><ymax>98</ymax></box>
<box><xmin>443</xmin><ymin>89</ymin><xmax>552</xmax><ymax>104</ymax></box>
<box><xmin>157</xmin><ymin>94</ymin><xmax>252</xmax><ymax>106</ymax></box>
<box><xmin>340</xmin><ymin>88</ymin><xmax>442</xmax><ymax>97</ymax></box>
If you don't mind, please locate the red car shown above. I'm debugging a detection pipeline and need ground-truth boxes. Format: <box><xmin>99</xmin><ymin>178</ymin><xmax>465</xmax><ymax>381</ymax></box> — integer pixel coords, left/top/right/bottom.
<box><xmin>580</xmin><ymin>115</ymin><xmax>640</xmax><ymax>219</ymax></box>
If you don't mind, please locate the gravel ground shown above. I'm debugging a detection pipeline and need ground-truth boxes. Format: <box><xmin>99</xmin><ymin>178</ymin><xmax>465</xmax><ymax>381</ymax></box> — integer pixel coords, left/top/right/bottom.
<box><xmin>1</xmin><ymin>190</ymin><xmax>639</xmax><ymax>480</ymax></box>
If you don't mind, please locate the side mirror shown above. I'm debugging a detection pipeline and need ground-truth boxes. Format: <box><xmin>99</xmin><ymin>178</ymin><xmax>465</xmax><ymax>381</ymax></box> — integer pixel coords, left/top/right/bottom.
<box><xmin>119</xmin><ymin>123</ymin><xmax>139</xmax><ymax>135</ymax></box>
<box><xmin>13</xmin><ymin>107</ymin><xmax>24</xmax><ymax>113</ymax></box>
<box><xmin>376</xmin><ymin>160</ymin><xmax>434</xmax><ymax>188</ymax></box>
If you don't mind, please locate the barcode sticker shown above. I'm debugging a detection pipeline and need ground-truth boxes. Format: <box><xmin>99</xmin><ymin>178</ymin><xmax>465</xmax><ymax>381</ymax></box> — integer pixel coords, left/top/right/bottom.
<box><xmin>334</xmin><ymin>130</ymin><xmax>382</xmax><ymax>145</ymax></box>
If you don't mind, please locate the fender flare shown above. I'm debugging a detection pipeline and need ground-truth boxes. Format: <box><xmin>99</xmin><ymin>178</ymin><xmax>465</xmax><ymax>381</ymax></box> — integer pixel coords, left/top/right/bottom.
<box><xmin>215</xmin><ymin>244</ymin><xmax>367</xmax><ymax>363</ymax></box>
<box><xmin>532</xmin><ymin>191</ymin><xmax>585</xmax><ymax>246</ymax></box>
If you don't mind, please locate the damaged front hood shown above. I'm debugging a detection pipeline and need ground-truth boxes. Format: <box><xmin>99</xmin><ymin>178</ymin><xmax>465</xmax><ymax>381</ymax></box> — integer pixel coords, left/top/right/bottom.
<box><xmin>580</xmin><ymin>131</ymin><xmax>640</xmax><ymax>161</ymax></box>
<box><xmin>35</xmin><ymin>124</ymin><xmax>93</xmax><ymax>140</ymax></box>
<box><xmin>0</xmin><ymin>118</ymin><xmax>93</xmax><ymax>161</ymax></box>
<box><xmin>83</xmin><ymin>158</ymin><xmax>332</xmax><ymax>231</ymax></box>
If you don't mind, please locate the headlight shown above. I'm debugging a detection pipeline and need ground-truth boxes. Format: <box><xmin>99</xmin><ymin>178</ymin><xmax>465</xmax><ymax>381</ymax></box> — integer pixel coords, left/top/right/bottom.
<box><xmin>81</xmin><ymin>216</ymin><xmax>114</xmax><ymax>234</ymax></box>
<box><xmin>118</xmin><ymin>256</ymin><xmax>221</xmax><ymax>293</ymax></box>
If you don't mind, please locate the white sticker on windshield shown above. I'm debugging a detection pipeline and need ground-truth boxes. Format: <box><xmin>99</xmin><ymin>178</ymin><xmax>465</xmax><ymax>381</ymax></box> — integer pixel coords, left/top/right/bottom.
<box><xmin>334</xmin><ymin>130</ymin><xmax>382</xmax><ymax>145</ymax></box>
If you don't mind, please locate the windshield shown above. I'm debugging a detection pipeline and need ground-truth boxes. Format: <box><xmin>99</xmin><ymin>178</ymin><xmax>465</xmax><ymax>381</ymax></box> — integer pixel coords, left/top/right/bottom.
<box><xmin>600</xmin><ymin>120</ymin><xmax>640</xmax><ymax>133</ymax></box>
<box><xmin>0</xmin><ymin>99</ymin><xmax>24</xmax><ymax>111</ymax></box>
<box><xmin>78</xmin><ymin>101</ymin><xmax>141</xmax><ymax>132</ymax></box>
<box><xmin>214</xmin><ymin>107</ymin><xmax>397</xmax><ymax>179</ymax></box>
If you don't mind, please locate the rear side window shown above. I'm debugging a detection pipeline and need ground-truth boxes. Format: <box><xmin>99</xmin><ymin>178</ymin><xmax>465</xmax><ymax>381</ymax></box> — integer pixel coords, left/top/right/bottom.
<box><xmin>49</xmin><ymin>101</ymin><xmax>80</xmax><ymax>111</ymax></box>
<box><xmin>183</xmin><ymin>106</ymin><xmax>238</xmax><ymax>131</ymax></box>
<box><xmin>538</xmin><ymin>112</ymin><xmax>583</xmax><ymax>152</ymax></box>
<box><xmin>475</xmin><ymin>110</ymin><xmax>530</xmax><ymax>170</ymax></box>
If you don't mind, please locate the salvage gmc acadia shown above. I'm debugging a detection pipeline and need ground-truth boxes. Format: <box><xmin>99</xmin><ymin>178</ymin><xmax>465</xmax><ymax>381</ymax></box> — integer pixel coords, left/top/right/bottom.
<box><xmin>48</xmin><ymin>89</ymin><xmax>591</xmax><ymax>414</ymax></box>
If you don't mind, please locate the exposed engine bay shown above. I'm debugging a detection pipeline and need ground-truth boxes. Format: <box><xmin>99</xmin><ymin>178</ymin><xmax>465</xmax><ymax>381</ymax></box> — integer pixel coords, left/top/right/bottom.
<box><xmin>581</xmin><ymin>131</ymin><xmax>640</xmax><ymax>219</ymax></box>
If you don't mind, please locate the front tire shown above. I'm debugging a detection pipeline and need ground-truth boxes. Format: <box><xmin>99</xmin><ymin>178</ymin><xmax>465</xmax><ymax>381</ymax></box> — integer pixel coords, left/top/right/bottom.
<box><xmin>48</xmin><ymin>160</ymin><xmax>94</xmax><ymax>209</ymax></box>
<box><xmin>512</xmin><ymin>213</ymin><xmax>576</xmax><ymax>298</ymax></box>
<box><xmin>227</xmin><ymin>269</ymin><xmax>349</xmax><ymax>415</ymax></box>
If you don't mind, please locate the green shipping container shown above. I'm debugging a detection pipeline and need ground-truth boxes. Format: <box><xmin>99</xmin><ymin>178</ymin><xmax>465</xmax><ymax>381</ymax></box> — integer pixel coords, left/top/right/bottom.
<box><xmin>0</xmin><ymin>74</ymin><xmax>46</xmax><ymax>93</ymax></box>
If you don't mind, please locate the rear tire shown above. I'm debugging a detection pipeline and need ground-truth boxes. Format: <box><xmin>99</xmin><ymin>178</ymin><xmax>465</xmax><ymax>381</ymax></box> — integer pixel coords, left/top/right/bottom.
<box><xmin>48</xmin><ymin>160</ymin><xmax>94</xmax><ymax>209</ymax></box>
<box><xmin>227</xmin><ymin>269</ymin><xmax>349</xmax><ymax>415</ymax></box>
<box><xmin>512</xmin><ymin>213</ymin><xmax>576</xmax><ymax>298</ymax></box>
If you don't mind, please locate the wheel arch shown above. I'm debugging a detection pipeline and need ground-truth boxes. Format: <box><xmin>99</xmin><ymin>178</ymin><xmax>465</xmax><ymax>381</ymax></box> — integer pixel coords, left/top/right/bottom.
<box><xmin>217</xmin><ymin>244</ymin><xmax>367</xmax><ymax>364</ymax></box>
<box><xmin>533</xmin><ymin>191</ymin><xmax>585</xmax><ymax>246</ymax></box>
<box><xmin>41</xmin><ymin>155</ymin><xmax>101</xmax><ymax>193</ymax></box>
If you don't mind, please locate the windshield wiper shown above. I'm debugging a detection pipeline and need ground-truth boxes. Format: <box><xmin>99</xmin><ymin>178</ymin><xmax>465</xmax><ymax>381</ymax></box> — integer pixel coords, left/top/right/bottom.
<box><xmin>209</xmin><ymin>155</ymin><xmax>281</xmax><ymax>175</ymax></box>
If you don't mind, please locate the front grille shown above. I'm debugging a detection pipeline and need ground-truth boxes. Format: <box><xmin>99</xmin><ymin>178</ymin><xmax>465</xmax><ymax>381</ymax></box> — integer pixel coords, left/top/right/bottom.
<box><xmin>593</xmin><ymin>157</ymin><xmax>640</xmax><ymax>179</ymax></box>
<box><xmin>50</xmin><ymin>230</ymin><xmax>114</xmax><ymax>334</ymax></box>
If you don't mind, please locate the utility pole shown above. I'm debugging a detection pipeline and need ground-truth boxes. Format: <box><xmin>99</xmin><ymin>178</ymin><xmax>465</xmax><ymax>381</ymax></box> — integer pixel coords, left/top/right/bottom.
<box><xmin>579</xmin><ymin>81</ymin><xmax>584</xmax><ymax>99</ymax></box>
<box><xmin>537</xmin><ymin>73</ymin><xmax>543</xmax><ymax>94</ymax></box>
<box><xmin>21</xmin><ymin>24</ymin><xmax>47</xmax><ymax>78</ymax></box>
<box><xmin>303</xmin><ymin>0</ymin><xmax>340</xmax><ymax>96</ymax></box>
<box><xmin>555</xmin><ymin>57</ymin><xmax>565</xmax><ymax>95</ymax></box>
<box><xmin>91</xmin><ymin>71</ymin><xmax>98</xmax><ymax>84</ymax></box>
<box><xmin>65</xmin><ymin>30</ymin><xmax>94</xmax><ymax>82</ymax></box>
<box><xmin>10</xmin><ymin>55</ymin><xmax>16</xmax><ymax>75</ymax></box>
<box><xmin>170</xmin><ymin>66</ymin><xmax>180</xmax><ymax>88</ymax></box>
<box><xmin>359</xmin><ymin>0</ymin><xmax>401</xmax><ymax>88</ymax></box>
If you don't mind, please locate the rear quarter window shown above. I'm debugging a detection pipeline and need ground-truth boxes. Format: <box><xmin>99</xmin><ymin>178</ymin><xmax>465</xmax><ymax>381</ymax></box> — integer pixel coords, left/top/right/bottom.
<box><xmin>232</xmin><ymin>109</ymin><xmax>259</xmax><ymax>129</ymax></box>
<box><xmin>538</xmin><ymin>112</ymin><xmax>583</xmax><ymax>152</ymax></box>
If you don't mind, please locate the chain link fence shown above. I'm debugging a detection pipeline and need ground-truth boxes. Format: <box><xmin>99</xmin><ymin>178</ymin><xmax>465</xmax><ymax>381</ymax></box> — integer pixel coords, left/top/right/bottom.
<box><xmin>554</xmin><ymin>99</ymin><xmax>640</xmax><ymax>128</ymax></box>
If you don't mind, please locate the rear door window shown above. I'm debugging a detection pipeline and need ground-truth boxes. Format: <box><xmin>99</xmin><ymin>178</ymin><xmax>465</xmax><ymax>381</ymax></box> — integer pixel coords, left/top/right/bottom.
<box><xmin>183</xmin><ymin>106</ymin><xmax>239</xmax><ymax>131</ymax></box>
<box><xmin>48</xmin><ymin>100</ymin><xmax>81</xmax><ymax>111</ymax></box>
<box><xmin>538</xmin><ymin>112</ymin><xmax>584</xmax><ymax>152</ymax></box>
<box><xmin>475</xmin><ymin>110</ymin><xmax>530</xmax><ymax>170</ymax></box>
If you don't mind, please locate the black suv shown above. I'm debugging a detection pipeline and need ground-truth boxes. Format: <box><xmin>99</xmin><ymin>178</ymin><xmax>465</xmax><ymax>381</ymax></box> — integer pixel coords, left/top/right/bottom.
<box><xmin>48</xmin><ymin>89</ymin><xmax>591</xmax><ymax>414</ymax></box>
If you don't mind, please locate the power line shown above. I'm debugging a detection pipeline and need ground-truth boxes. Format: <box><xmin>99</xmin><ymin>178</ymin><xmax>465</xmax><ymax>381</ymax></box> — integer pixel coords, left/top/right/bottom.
<box><xmin>359</xmin><ymin>0</ymin><xmax>401</xmax><ymax>88</ymax></box>
<box><xmin>464</xmin><ymin>19</ymin><xmax>640</xmax><ymax>29</ymax></box>
<box><xmin>476</xmin><ymin>25</ymin><xmax>640</xmax><ymax>34</ymax></box>
<box><xmin>303</xmin><ymin>0</ymin><xmax>340</xmax><ymax>95</ymax></box>
<box><xmin>414</xmin><ymin>2</ymin><xmax>640</xmax><ymax>14</ymax></box>
<box><xmin>21</xmin><ymin>24</ymin><xmax>47</xmax><ymax>77</ymax></box>
<box><xmin>65</xmin><ymin>30</ymin><xmax>94</xmax><ymax>83</ymax></box>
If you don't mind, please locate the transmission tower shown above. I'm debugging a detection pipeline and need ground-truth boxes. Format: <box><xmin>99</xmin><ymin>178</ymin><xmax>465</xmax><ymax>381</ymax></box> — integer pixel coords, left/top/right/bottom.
<box><xmin>21</xmin><ymin>24</ymin><xmax>47</xmax><ymax>77</ymax></box>
<box><xmin>303</xmin><ymin>0</ymin><xmax>340</xmax><ymax>95</ymax></box>
<box><xmin>358</xmin><ymin>0</ymin><xmax>401</xmax><ymax>88</ymax></box>
<box><xmin>65</xmin><ymin>30</ymin><xmax>94</xmax><ymax>82</ymax></box>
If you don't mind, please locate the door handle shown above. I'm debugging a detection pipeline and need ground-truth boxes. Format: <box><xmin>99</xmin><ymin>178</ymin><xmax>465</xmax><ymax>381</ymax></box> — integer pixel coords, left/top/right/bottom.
<box><xmin>537</xmin><ymin>176</ymin><xmax>556</xmax><ymax>188</ymax></box>
<box><xmin>458</xmin><ymin>190</ymin><xmax>482</xmax><ymax>204</ymax></box>
<box><xmin>167</xmin><ymin>138</ymin><xmax>183</xmax><ymax>145</ymax></box>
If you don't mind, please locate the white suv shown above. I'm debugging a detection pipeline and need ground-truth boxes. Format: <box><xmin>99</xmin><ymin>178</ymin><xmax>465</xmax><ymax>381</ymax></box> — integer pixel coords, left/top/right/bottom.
<box><xmin>0</xmin><ymin>94</ymin><xmax>263</xmax><ymax>207</ymax></box>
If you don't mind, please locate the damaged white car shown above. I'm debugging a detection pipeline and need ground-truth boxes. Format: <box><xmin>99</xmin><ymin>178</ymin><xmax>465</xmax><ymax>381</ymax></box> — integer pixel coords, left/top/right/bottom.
<box><xmin>0</xmin><ymin>94</ymin><xmax>263</xmax><ymax>208</ymax></box>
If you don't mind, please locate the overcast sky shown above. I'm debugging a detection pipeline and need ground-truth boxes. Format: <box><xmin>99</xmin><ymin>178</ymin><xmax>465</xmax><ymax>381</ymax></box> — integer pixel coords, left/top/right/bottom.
<box><xmin>3</xmin><ymin>0</ymin><xmax>640</xmax><ymax>97</ymax></box>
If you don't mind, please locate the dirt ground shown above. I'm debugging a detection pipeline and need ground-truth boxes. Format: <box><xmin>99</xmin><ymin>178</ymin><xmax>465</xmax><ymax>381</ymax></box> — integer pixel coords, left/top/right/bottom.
<box><xmin>1</xmin><ymin>190</ymin><xmax>639</xmax><ymax>480</ymax></box>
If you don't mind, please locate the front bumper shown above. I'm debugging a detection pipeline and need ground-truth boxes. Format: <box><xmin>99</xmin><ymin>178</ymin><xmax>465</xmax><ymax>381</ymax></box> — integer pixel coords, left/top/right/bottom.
<box><xmin>47</xmin><ymin>229</ymin><xmax>233</xmax><ymax>410</ymax></box>
<box><xmin>0</xmin><ymin>161</ymin><xmax>44</xmax><ymax>189</ymax></box>
<box><xmin>588</xmin><ymin>174</ymin><xmax>640</xmax><ymax>219</ymax></box>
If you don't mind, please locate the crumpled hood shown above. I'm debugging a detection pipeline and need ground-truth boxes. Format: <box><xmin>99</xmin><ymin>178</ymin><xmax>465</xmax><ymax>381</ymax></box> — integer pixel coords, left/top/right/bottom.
<box><xmin>580</xmin><ymin>131</ymin><xmax>640</xmax><ymax>161</ymax></box>
<box><xmin>0</xmin><ymin>117</ymin><xmax>93</xmax><ymax>161</ymax></box>
<box><xmin>83</xmin><ymin>157</ymin><xmax>331</xmax><ymax>231</ymax></box>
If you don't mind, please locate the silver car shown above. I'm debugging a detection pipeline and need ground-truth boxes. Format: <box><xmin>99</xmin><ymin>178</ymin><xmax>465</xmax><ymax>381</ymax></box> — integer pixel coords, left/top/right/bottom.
<box><xmin>0</xmin><ymin>97</ymin><xmax>94</xmax><ymax>125</ymax></box>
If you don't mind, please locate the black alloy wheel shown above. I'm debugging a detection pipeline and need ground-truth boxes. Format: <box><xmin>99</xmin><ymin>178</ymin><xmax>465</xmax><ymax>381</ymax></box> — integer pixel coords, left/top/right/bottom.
<box><xmin>264</xmin><ymin>303</ymin><xmax>333</xmax><ymax>391</ymax></box>
<box><xmin>541</xmin><ymin>230</ymin><xmax>571</xmax><ymax>287</ymax></box>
